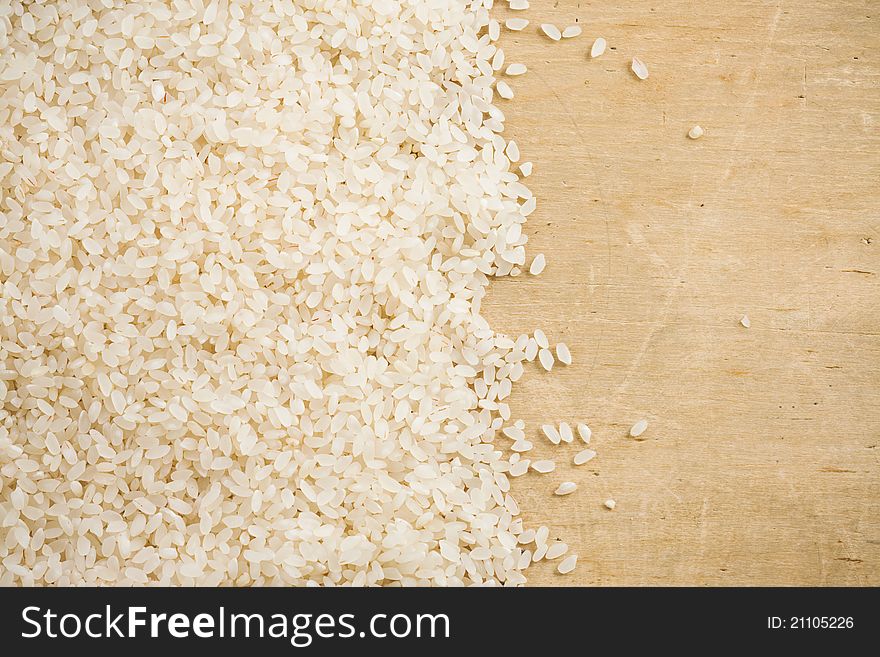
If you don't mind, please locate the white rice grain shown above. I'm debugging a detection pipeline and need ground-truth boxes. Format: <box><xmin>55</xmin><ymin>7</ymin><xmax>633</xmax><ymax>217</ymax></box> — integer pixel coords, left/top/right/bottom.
<box><xmin>534</xmin><ymin>329</ymin><xmax>549</xmax><ymax>349</ymax></box>
<box><xmin>559</xmin><ymin>422</ymin><xmax>574</xmax><ymax>443</ymax></box>
<box><xmin>540</xmin><ymin>24</ymin><xmax>562</xmax><ymax>41</ymax></box>
<box><xmin>630</xmin><ymin>419</ymin><xmax>649</xmax><ymax>437</ymax></box>
<box><xmin>496</xmin><ymin>80</ymin><xmax>514</xmax><ymax>100</ymax></box>
<box><xmin>487</xmin><ymin>18</ymin><xmax>500</xmax><ymax>40</ymax></box>
<box><xmin>556</xmin><ymin>342</ymin><xmax>572</xmax><ymax>365</ymax></box>
<box><xmin>532</xmin><ymin>460</ymin><xmax>556</xmax><ymax>474</ymax></box>
<box><xmin>505</xmin><ymin>18</ymin><xmax>529</xmax><ymax>31</ymax></box>
<box><xmin>573</xmin><ymin>448</ymin><xmax>597</xmax><ymax>465</ymax></box>
<box><xmin>546</xmin><ymin>542</ymin><xmax>569</xmax><ymax>560</ymax></box>
<box><xmin>529</xmin><ymin>253</ymin><xmax>546</xmax><ymax>275</ymax></box>
<box><xmin>525</xmin><ymin>338</ymin><xmax>539</xmax><ymax>361</ymax></box>
<box><xmin>577</xmin><ymin>423</ymin><xmax>592</xmax><ymax>443</ymax></box>
<box><xmin>510</xmin><ymin>460</ymin><xmax>532</xmax><ymax>477</ymax></box>
<box><xmin>542</xmin><ymin>424</ymin><xmax>562</xmax><ymax>445</ymax></box>
<box><xmin>557</xmin><ymin>554</ymin><xmax>578</xmax><ymax>574</ymax></box>
<box><xmin>538</xmin><ymin>348</ymin><xmax>555</xmax><ymax>371</ymax></box>
<box><xmin>506</xmin><ymin>140</ymin><xmax>521</xmax><ymax>162</ymax></box>
<box><xmin>512</xmin><ymin>439</ymin><xmax>534</xmax><ymax>453</ymax></box>
<box><xmin>631</xmin><ymin>57</ymin><xmax>650</xmax><ymax>80</ymax></box>
<box><xmin>503</xmin><ymin>426</ymin><xmax>525</xmax><ymax>440</ymax></box>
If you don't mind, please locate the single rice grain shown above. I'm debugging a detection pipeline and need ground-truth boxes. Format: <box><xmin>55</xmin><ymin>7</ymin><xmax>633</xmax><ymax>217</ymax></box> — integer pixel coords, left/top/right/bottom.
<box><xmin>538</xmin><ymin>348</ymin><xmax>555</xmax><ymax>371</ymax></box>
<box><xmin>542</xmin><ymin>424</ymin><xmax>562</xmax><ymax>445</ymax></box>
<box><xmin>630</xmin><ymin>419</ymin><xmax>649</xmax><ymax>437</ymax></box>
<box><xmin>557</xmin><ymin>554</ymin><xmax>578</xmax><ymax>574</ymax></box>
<box><xmin>541</xmin><ymin>24</ymin><xmax>562</xmax><ymax>41</ymax></box>
<box><xmin>631</xmin><ymin>57</ymin><xmax>649</xmax><ymax>80</ymax></box>
<box><xmin>559</xmin><ymin>422</ymin><xmax>574</xmax><ymax>443</ymax></box>
<box><xmin>529</xmin><ymin>253</ymin><xmax>546</xmax><ymax>275</ymax></box>
<box><xmin>573</xmin><ymin>449</ymin><xmax>597</xmax><ymax>465</ymax></box>
<box><xmin>546</xmin><ymin>542</ymin><xmax>569</xmax><ymax>559</ymax></box>
<box><xmin>532</xmin><ymin>460</ymin><xmax>556</xmax><ymax>474</ymax></box>
<box><xmin>556</xmin><ymin>342</ymin><xmax>572</xmax><ymax>365</ymax></box>
<box><xmin>496</xmin><ymin>80</ymin><xmax>514</xmax><ymax>99</ymax></box>
<box><xmin>577</xmin><ymin>423</ymin><xmax>592</xmax><ymax>443</ymax></box>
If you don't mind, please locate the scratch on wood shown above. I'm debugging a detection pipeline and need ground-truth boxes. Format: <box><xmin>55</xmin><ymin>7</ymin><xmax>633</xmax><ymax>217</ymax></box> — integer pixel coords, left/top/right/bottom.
<box><xmin>718</xmin><ymin>3</ymin><xmax>784</xmax><ymax>188</ymax></box>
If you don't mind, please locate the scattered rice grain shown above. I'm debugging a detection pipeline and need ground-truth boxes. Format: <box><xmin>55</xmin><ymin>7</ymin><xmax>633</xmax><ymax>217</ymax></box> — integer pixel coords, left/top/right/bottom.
<box><xmin>532</xmin><ymin>460</ymin><xmax>556</xmax><ymax>474</ymax></box>
<box><xmin>631</xmin><ymin>57</ymin><xmax>649</xmax><ymax>80</ymax></box>
<box><xmin>538</xmin><ymin>348</ymin><xmax>555</xmax><ymax>371</ymax></box>
<box><xmin>529</xmin><ymin>253</ymin><xmax>546</xmax><ymax>275</ymax></box>
<box><xmin>573</xmin><ymin>449</ymin><xmax>597</xmax><ymax>465</ymax></box>
<box><xmin>557</xmin><ymin>554</ymin><xmax>578</xmax><ymax>574</ymax></box>
<box><xmin>505</xmin><ymin>18</ymin><xmax>529</xmax><ymax>31</ymax></box>
<box><xmin>542</xmin><ymin>424</ymin><xmax>562</xmax><ymax>445</ymax></box>
<box><xmin>546</xmin><ymin>543</ymin><xmax>569</xmax><ymax>560</ymax></box>
<box><xmin>559</xmin><ymin>422</ymin><xmax>574</xmax><ymax>443</ymax></box>
<box><xmin>533</xmin><ymin>329</ymin><xmax>549</xmax><ymax>349</ymax></box>
<box><xmin>630</xmin><ymin>419</ymin><xmax>649</xmax><ymax>437</ymax></box>
<box><xmin>496</xmin><ymin>80</ymin><xmax>514</xmax><ymax>100</ymax></box>
<box><xmin>577</xmin><ymin>423</ymin><xmax>592</xmax><ymax>443</ymax></box>
<box><xmin>540</xmin><ymin>24</ymin><xmax>562</xmax><ymax>41</ymax></box>
<box><xmin>556</xmin><ymin>342</ymin><xmax>572</xmax><ymax>365</ymax></box>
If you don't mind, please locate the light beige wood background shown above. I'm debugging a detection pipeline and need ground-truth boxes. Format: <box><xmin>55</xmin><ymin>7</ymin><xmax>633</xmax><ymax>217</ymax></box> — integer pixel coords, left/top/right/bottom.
<box><xmin>485</xmin><ymin>0</ymin><xmax>879</xmax><ymax>585</ymax></box>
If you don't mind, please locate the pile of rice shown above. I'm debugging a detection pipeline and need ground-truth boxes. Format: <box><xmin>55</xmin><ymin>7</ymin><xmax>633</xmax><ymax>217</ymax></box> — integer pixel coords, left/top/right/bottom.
<box><xmin>0</xmin><ymin>0</ymin><xmax>543</xmax><ymax>585</ymax></box>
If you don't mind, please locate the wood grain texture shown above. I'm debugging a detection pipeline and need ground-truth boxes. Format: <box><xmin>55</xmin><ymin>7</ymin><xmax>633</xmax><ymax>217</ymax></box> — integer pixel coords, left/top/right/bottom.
<box><xmin>486</xmin><ymin>0</ymin><xmax>880</xmax><ymax>585</ymax></box>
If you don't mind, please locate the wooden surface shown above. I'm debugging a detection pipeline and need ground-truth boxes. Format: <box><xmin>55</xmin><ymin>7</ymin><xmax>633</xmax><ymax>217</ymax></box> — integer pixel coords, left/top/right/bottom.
<box><xmin>486</xmin><ymin>0</ymin><xmax>880</xmax><ymax>585</ymax></box>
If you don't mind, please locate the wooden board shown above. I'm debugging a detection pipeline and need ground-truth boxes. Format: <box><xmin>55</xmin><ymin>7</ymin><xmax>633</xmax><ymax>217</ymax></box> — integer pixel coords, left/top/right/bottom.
<box><xmin>486</xmin><ymin>0</ymin><xmax>880</xmax><ymax>585</ymax></box>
